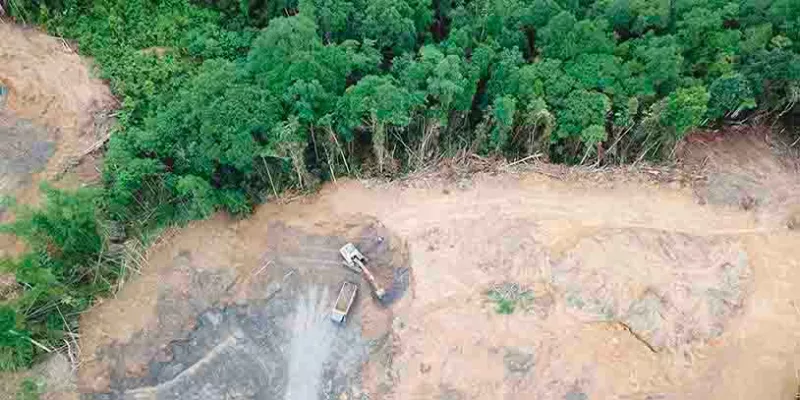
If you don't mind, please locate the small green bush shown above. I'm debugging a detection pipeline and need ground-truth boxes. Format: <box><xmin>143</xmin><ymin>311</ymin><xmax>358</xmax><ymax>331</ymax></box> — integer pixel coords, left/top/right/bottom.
<box><xmin>16</xmin><ymin>378</ymin><xmax>42</xmax><ymax>400</ymax></box>
<box><xmin>488</xmin><ymin>283</ymin><xmax>536</xmax><ymax>315</ymax></box>
<box><xmin>0</xmin><ymin>306</ymin><xmax>34</xmax><ymax>371</ymax></box>
<box><xmin>493</xmin><ymin>297</ymin><xmax>516</xmax><ymax>315</ymax></box>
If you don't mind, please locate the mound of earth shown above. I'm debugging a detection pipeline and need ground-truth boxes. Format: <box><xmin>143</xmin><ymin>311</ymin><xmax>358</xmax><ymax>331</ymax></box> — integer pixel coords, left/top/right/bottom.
<box><xmin>0</xmin><ymin>23</ymin><xmax>115</xmax><ymax>212</ymax></box>
<box><xmin>552</xmin><ymin>229</ymin><xmax>749</xmax><ymax>351</ymax></box>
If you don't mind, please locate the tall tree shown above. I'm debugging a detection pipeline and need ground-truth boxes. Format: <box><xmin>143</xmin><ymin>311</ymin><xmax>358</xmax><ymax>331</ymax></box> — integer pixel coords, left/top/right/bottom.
<box><xmin>338</xmin><ymin>75</ymin><xmax>420</xmax><ymax>171</ymax></box>
<box><xmin>661</xmin><ymin>85</ymin><xmax>711</xmax><ymax>139</ymax></box>
<box><xmin>359</xmin><ymin>0</ymin><xmax>432</xmax><ymax>53</ymax></box>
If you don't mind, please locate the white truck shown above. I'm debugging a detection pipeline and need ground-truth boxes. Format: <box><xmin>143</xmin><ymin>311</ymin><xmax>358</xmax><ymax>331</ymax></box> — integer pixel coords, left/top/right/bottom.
<box><xmin>331</xmin><ymin>281</ymin><xmax>358</xmax><ymax>323</ymax></box>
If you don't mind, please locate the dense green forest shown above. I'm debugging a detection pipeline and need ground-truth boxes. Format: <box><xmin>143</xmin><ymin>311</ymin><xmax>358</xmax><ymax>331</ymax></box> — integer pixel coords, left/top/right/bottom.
<box><xmin>0</xmin><ymin>0</ymin><xmax>799</xmax><ymax>372</ymax></box>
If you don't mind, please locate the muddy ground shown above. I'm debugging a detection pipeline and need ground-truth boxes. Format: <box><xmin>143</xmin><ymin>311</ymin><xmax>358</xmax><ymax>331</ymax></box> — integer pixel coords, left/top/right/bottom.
<box><xmin>77</xmin><ymin>220</ymin><xmax>408</xmax><ymax>400</ymax></box>
<box><xmin>63</xmin><ymin>128</ymin><xmax>799</xmax><ymax>400</ymax></box>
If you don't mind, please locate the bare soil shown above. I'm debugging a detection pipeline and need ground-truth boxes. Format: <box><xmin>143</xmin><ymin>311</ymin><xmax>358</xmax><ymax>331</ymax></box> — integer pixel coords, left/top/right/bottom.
<box><xmin>64</xmin><ymin>129</ymin><xmax>800</xmax><ymax>400</ymax></box>
<box><xmin>74</xmin><ymin>218</ymin><xmax>407</xmax><ymax>400</ymax></box>
<box><xmin>0</xmin><ymin>22</ymin><xmax>114</xmax><ymax>175</ymax></box>
<box><xmin>0</xmin><ymin>22</ymin><xmax>115</xmax><ymax>254</ymax></box>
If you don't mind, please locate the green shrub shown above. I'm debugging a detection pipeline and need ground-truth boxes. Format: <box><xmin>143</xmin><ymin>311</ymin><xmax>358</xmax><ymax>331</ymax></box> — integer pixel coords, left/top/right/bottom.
<box><xmin>3</xmin><ymin>185</ymin><xmax>102</xmax><ymax>275</ymax></box>
<box><xmin>0</xmin><ymin>185</ymin><xmax>112</xmax><ymax>363</ymax></box>
<box><xmin>16</xmin><ymin>378</ymin><xmax>42</xmax><ymax>400</ymax></box>
<box><xmin>0</xmin><ymin>306</ymin><xmax>34</xmax><ymax>371</ymax></box>
<box><xmin>493</xmin><ymin>297</ymin><xmax>516</xmax><ymax>315</ymax></box>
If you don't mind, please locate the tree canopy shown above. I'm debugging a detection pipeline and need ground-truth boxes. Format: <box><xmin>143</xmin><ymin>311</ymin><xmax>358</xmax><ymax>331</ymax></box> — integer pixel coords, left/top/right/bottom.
<box><xmin>9</xmin><ymin>0</ymin><xmax>796</xmax><ymax>207</ymax></box>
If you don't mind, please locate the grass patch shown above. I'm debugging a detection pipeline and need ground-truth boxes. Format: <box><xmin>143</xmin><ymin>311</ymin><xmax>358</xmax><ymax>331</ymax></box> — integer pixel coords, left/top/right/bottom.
<box><xmin>487</xmin><ymin>282</ymin><xmax>535</xmax><ymax>315</ymax></box>
<box><xmin>16</xmin><ymin>378</ymin><xmax>42</xmax><ymax>400</ymax></box>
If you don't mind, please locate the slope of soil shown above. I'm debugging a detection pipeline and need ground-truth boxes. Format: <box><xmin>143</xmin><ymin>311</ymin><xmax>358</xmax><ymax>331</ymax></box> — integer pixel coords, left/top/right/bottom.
<box><xmin>0</xmin><ymin>22</ymin><xmax>114</xmax><ymax>215</ymax></box>
<box><xmin>0</xmin><ymin>111</ymin><xmax>53</xmax><ymax>201</ymax></box>
<box><xmin>70</xmin><ymin>131</ymin><xmax>800</xmax><ymax>400</ymax></box>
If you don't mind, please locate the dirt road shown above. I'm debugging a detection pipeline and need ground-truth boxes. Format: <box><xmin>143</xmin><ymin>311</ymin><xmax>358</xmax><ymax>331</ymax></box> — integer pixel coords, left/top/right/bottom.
<box><xmin>69</xmin><ymin>130</ymin><xmax>800</xmax><ymax>400</ymax></box>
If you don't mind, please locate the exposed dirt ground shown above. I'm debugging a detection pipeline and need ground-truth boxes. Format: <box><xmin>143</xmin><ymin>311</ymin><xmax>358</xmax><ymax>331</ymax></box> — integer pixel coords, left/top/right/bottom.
<box><xmin>75</xmin><ymin>219</ymin><xmax>408</xmax><ymax>400</ymax></box>
<box><xmin>0</xmin><ymin>21</ymin><xmax>115</xmax><ymax>253</ymax></box>
<box><xmin>64</xmin><ymin>128</ymin><xmax>799</xmax><ymax>400</ymax></box>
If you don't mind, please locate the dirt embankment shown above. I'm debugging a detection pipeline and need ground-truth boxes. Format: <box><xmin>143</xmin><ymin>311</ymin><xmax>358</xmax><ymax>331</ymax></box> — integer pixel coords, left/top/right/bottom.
<box><xmin>0</xmin><ymin>22</ymin><xmax>115</xmax><ymax>215</ymax></box>
<box><xmin>66</xmin><ymin>128</ymin><xmax>800</xmax><ymax>400</ymax></box>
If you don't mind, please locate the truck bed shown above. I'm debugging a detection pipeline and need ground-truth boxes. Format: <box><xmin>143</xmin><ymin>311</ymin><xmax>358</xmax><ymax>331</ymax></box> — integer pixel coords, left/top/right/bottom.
<box><xmin>335</xmin><ymin>282</ymin><xmax>357</xmax><ymax>312</ymax></box>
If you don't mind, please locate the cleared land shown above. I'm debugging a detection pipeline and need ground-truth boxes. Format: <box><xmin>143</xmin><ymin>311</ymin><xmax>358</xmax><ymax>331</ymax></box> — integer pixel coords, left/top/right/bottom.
<box><xmin>71</xmin><ymin>130</ymin><xmax>800</xmax><ymax>400</ymax></box>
